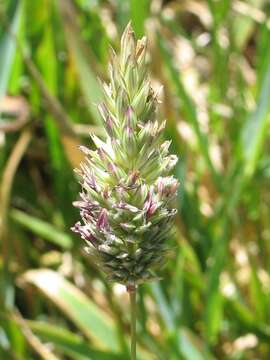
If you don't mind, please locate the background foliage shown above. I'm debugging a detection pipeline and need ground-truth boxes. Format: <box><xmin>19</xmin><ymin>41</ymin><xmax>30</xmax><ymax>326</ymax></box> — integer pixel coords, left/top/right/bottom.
<box><xmin>1</xmin><ymin>0</ymin><xmax>270</xmax><ymax>359</ymax></box>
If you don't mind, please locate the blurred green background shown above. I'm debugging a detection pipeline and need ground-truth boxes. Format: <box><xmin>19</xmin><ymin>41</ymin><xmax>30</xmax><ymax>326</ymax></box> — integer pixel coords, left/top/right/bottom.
<box><xmin>1</xmin><ymin>0</ymin><xmax>270</xmax><ymax>359</ymax></box>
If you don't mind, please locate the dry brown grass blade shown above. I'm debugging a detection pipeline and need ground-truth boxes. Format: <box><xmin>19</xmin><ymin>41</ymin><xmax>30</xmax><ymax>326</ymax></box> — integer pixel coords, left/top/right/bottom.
<box><xmin>0</xmin><ymin>128</ymin><xmax>32</xmax><ymax>247</ymax></box>
<box><xmin>0</xmin><ymin>128</ymin><xmax>32</xmax><ymax>307</ymax></box>
<box><xmin>11</xmin><ymin>310</ymin><xmax>60</xmax><ymax>360</ymax></box>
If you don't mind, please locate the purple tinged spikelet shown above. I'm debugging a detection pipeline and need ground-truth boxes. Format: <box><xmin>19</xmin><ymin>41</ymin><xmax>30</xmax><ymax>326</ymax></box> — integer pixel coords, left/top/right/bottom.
<box><xmin>97</xmin><ymin>209</ymin><xmax>109</xmax><ymax>230</ymax></box>
<box><xmin>72</xmin><ymin>23</ymin><xmax>179</xmax><ymax>286</ymax></box>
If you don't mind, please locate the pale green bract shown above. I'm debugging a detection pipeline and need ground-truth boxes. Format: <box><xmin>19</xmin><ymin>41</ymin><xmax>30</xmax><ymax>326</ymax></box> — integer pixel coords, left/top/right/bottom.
<box><xmin>72</xmin><ymin>23</ymin><xmax>179</xmax><ymax>286</ymax></box>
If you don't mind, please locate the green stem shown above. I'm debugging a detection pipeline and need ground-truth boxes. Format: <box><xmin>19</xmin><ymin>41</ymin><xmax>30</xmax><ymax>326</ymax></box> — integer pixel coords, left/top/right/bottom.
<box><xmin>128</xmin><ymin>285</ymin><xmax>137</xmax><ymax>360</ymax></box>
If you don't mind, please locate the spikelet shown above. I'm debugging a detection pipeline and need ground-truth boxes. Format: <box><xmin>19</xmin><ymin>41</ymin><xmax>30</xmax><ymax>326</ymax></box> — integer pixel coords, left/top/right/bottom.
<box><xmin>72</xmin><ymin>23</ymin><xmax>179</xmax><ymax>287</ymax></box>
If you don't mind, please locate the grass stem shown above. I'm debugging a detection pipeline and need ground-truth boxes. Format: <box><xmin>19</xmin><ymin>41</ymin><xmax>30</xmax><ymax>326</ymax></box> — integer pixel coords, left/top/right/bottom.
<box><xmin>127</xmin><ymin>285</ymin><xmax>137</xmax><ymax>360</ymax></box>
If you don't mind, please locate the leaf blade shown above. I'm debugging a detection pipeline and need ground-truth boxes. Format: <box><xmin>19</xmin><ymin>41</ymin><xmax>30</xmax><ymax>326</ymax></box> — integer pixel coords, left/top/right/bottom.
<box><xmin>21</xmin><ymin>269</ymin><xmax>119</xmax><ymax>352</ymax></box>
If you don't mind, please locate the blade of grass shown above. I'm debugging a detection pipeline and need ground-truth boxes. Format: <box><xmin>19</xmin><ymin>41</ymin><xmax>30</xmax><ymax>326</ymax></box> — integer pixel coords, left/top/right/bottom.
<box><xmin>11</xmin><ymin>310</ymin><xmax>59</xmax><ymax>360</ymax></box>
<box><xmin>21</xmin><ymin>269</ymin><xmax>120</xmax><ymax>352</ymax></box>
<box><xmin>130</xmin><ymin>0</ymin><xmax>150</xmax><ymax>38</ymax></box>
<box><xmin>10</xmin><ymin>209</ymin><xmax>73</xmax><ymax>249</ymax></box>
<box><xmin>0</xmin><ymin>313</ymin><xmax>27</xmax><ymax>359</ymax></box>
<box><xmin>0</xmin><ymin>129</ymin><xmax>32</xmax><ymax>308</ymax></box>
<box><xmin>240</xmin><ymin>58</ymin><xmax>270</xmax><ymax>178</ymax></box>
<box><xmin>249</xmin><ymin>261</ymin><xmax>268</xmax><ymax>321</ymax></box>
<box><xmin>205</xmin><ymin>25</ymin><xmax>270</xmax><ymax>344</ymax></box>
<box><xmin>206</xmin><ymin>0</ymin><xmax>231</xmax><ymax>98</ymax></box>
<box><xmin>177</xmin><ymin>328</ymin><xmax>215</xmax><ymax>360</ymax></box>
<box><xmin>158</xmin><ymin>35</ymin><xmax>220</xmax><ymax>190</ymax></box>
<box><xmin>58</xmin><ymin>0</ymin><xmax>103</xmax><ymax>124</ymax></box>
<box><xmin>226</xmin><ymin>297</ymin><xmax>270</xmax><ymax>342</ymax></box>
<box><xmin>220</xmin><ymin>24</ymin><xmax>270</xmax><ymax>211</ymax></box>
<box><xmin>150</xmin><ymin>282</ymin><xmax>175</xmax><ymax>332</ymax></box>
<box><xmin>22</xmin><ymin>270</ymin><xmax>152</xmax><ymax>359</ymax></box>
<box><xmin>203</xmin><ymin>219</ymin><xmax>228</xmax><ymax>344</ymax></box>
<box><xmin>27</xmin><ymin>321</ymin><xmax>125</xmax><ymax>360</ymax></box>
<box><xmin>0</xmin><ymin>0</ymin><xmax>22</xmax><ymax>103</ymax></box>
<box><xmin>35</xmin><ymin>15</ymin><xmax>77</xmax><ymax>224</ymax></box>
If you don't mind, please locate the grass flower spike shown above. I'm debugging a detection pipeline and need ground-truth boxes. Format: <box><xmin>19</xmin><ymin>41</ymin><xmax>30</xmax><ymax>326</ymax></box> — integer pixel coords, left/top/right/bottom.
<box><xmin>72</xmin><ymin>23</ymin><xmax>179</xmax><ymax>288</ymax></box>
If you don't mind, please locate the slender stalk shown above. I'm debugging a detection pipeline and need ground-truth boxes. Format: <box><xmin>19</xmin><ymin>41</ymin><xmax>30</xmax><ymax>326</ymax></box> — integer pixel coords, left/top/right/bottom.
<box><xmin>127</xmin><ymin>285</ymin><xmax>137</xmax><ymax>360</ymax></box>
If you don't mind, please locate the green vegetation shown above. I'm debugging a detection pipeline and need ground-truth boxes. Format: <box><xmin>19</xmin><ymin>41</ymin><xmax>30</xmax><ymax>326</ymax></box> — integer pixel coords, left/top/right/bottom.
<box><xmin>1</xmin><ymin>0</ymin><xmax>270</xmax><ymax>359</ymax></box>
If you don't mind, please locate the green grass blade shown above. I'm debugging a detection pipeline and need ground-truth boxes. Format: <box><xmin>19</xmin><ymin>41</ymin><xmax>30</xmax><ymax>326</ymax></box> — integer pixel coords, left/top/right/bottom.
<box><xmin>226</xmin><ymin>297</ymin><xmax>270</xmax><ymax>342</ymax></box>
<box><xmin>250</xmin><ymin>262</ymin><xmax>268</xmax><ymax>321</ymax></box>
<box><xmin>33</xmin><ymin>10</ymin><xmax>78</xmax><ymax>224</ymax></box>
<box><xmin>58</xmin><ymin>0</ymin><xmax>103</xmax><ymax>124</ymax></box>
<box><xmin>150</xmin><ymin>282</ymin><xmax>175</xmax><ymax>331</ymax></box>
<box><xmin>203</xmin><ymin>220</ymin><xmax>228</xmax><ymax>344</ymax></box>
<box><xmin>158</xmin><ymin>36</ymin><xmax>220</xmax><ymax>189</ymax></box>
<box><xmin>10</xmin><ymin>209</ymin><xmax>73</xmax><ymax>249</ymax></box>
<box><xmin>130</xmin><ymin>0</ymin><xmax>150</xmax><ymax>38</ymax></box>
<box><xmin>240</xmin><ymin>60</ymin><xmax>270</xmax><ymax>178</ymax></box>
<box><xmin>0</xmin><ymin>0</ymin><xmax>22</xmax><ymax>102</ymax></box>
<box><xmin>27</xmin><ymin>321</ymin><xmax>125</xmax><ymax>360</ymax></box>
<box><xmin>22</xmin><ymin>269</ymin><xmax>119</xmax><ymax>351</ymax></box>
<box><xmin>177</xmin><ymin>328</ymin><xmax>215</xmax><ymax>360</ymax></box>
<box><xmin>0</xmin><ymin>316</ymin><xmax>27</xmax><ymax>359</ymax></box>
